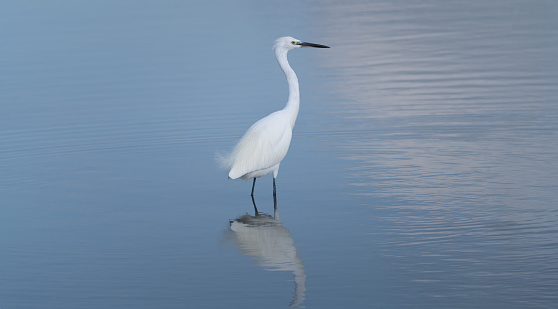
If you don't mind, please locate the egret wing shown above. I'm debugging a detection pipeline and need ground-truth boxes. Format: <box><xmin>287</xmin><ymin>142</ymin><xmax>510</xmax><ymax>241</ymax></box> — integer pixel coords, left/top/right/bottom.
<box><xmin>228</xmin><ymin>112</ymin><xmax>292</xmax><ymax>179</ymax></box>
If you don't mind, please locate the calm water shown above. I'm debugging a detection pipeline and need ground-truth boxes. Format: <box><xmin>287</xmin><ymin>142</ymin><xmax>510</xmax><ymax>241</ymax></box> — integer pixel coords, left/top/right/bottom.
<box><xmin>1</xmin><ymin>1</ymin><xmax>557</xmax><ymax>308</ymax></box>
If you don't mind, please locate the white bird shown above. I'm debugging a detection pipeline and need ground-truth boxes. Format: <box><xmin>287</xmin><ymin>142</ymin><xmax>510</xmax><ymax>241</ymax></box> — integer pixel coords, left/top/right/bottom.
<box><xmin>220</xmin><ymin>36</ymin><xmax>329</xmax><ymax>197</ymax></box>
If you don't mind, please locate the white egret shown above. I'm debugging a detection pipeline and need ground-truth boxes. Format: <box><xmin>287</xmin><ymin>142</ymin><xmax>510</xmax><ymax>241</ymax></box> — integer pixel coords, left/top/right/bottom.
<box><xmin>220</xmin><ymin>36</ymin><xmax>329</xmax><ymax>197</ymax></box>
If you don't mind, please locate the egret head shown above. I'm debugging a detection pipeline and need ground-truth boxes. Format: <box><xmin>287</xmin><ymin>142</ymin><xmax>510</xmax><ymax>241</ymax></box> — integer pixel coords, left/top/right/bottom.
<box><xmin>273</xmin><ymin>36</ymin><xmax>330</xmax><ymax>52</ymax></box>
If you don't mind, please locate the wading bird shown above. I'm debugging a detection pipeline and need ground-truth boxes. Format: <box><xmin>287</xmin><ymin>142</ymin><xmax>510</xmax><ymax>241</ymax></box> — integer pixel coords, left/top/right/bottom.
<box><xmin>220</xmin><ymin>36</ymin><xmax>329</xmax><ymax>197</ymax></box>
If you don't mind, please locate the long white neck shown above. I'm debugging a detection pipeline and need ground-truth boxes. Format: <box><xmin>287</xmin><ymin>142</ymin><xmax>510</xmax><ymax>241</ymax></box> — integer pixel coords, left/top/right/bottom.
<box><xmin>275</xmin><ymin>48</ymin><xmax>299</xmax><ymax>129</ymax></box>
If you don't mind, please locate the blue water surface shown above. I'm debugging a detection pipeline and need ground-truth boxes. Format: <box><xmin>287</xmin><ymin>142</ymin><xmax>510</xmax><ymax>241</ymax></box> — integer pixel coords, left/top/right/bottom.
<box><xmin>1</xmin><ymin>1</ymin><xmax>557</xmax><ymax>308</ymax></box>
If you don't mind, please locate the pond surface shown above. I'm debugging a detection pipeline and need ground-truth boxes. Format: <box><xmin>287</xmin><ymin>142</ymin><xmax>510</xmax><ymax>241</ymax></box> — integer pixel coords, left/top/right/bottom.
<box><xmin>1</xmin><ymin>1</ymin><xmax>557</xmax><ymax>308</ymax></box>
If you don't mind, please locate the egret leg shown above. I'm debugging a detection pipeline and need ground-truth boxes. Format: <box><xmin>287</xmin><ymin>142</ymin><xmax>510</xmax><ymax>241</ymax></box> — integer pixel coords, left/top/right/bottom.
<box><xmin>251</xmin><ymin>178</ymin><xmax>256</xmax><ymax>197</ymax></box>
<box><xmin>251</xmin><ymin>195</ymin><xmax>259</xmax><ymax>214</ymax></box>
<box><xmin>273</xmin><ymin>177</ymin><xmax>276</xmax><ymax>197</ymax></box>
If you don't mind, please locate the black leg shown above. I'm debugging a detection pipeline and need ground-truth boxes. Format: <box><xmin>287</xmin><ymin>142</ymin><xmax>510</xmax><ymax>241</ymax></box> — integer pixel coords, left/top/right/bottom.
<box><xmin>251</xmin><ymin>178</ymin><xmax>256</xmax><ymax>197</ymax></box>
<box><xmin>273</xmin><ymin>177</ymin><xmax>276</xmax><ymax>197</ymax></box>
<box><xmin>251</xmin><ymin>194</ymin><xmax>259</xmax><ymax>214</ymax></box>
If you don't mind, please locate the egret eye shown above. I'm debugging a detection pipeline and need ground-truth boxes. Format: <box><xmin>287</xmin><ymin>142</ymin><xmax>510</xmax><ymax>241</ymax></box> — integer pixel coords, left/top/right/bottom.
<box><xmin>291</xmin><ymin>41</ymin><xmax>296</xmax><ymax>45</ymax></box>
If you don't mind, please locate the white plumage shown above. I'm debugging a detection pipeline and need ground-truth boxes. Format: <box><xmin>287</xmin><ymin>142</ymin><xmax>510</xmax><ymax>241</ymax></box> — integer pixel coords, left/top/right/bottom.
<box><xmin>221</xmin><ymin>36</ymin><xmax>329</xmax><ymax>196</ymax></box>
<box><xmin>227</xmin><ymin>111</ymin><xmax>292</xmax><ymax>180</ymax></box>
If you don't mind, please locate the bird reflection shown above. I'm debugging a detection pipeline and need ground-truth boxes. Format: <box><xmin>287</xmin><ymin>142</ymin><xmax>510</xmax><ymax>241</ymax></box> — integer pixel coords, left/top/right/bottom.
<box><xmin>229</xmin><ymin>197</ymin><xmax>306</xmax><ymax>308</ymax></box>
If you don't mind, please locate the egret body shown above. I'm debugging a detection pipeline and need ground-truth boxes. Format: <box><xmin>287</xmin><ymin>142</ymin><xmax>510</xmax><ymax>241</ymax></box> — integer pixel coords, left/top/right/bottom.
<box><xmin>221</xmin><ymin>36</ymin><xmax>329</xmax><ymax>197</ymax></box>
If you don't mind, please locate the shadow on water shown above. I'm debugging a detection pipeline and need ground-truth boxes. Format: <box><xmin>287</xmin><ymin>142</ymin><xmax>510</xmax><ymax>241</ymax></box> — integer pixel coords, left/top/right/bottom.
<box><xmin>228</xmin><ymin>197</ymin><xmax>306</xmax><ymax>308</ymax></box>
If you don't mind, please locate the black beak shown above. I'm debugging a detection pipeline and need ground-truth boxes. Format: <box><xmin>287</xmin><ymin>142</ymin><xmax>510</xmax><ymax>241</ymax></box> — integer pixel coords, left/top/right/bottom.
<box><xmin>298</xmin><ymin>41</ymin><xmax>330</xmax><ymax>48</ymax></box>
